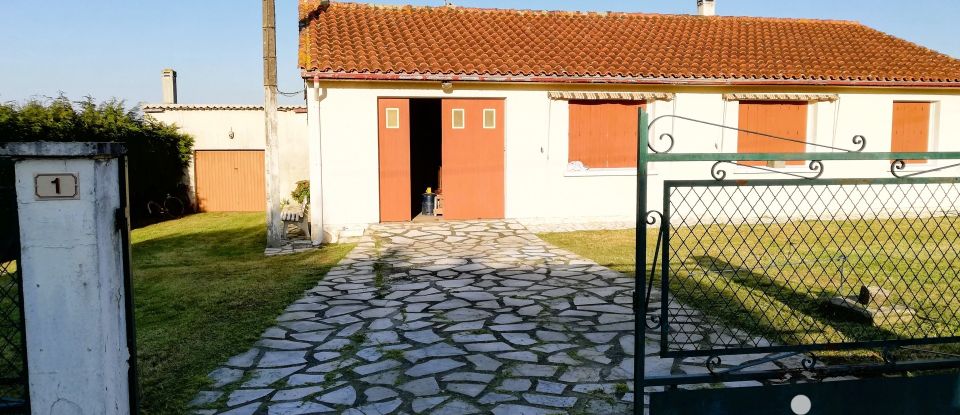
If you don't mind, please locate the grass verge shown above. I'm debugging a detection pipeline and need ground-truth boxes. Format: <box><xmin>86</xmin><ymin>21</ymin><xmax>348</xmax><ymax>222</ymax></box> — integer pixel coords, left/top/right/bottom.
<box><xmin>540</xmin><ymin>216</ymin><xmax>960</xmax><ymax>361</ymax></box>
<box><xmin>132</xmin><ymin>212</ymin><xmax>353</xmax><ymax>414</ymax></box>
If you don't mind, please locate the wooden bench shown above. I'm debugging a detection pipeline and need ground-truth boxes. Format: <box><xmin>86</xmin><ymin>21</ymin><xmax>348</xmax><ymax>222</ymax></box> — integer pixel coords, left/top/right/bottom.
<box><xmin>281</xmin><ymin>200</ymin><xmax>310</xmax><ymax>239</ymax></box>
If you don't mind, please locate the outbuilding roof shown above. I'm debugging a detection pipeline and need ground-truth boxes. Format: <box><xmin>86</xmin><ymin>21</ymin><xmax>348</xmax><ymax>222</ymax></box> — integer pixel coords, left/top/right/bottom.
<box><xmin>141</xmin><ymin>104</ymin><xmax>306</xmax><ymax>113</ymax></box>
<box><xmin>298</xmin><ymin>1</ymin><xmax>960</xmax><ymax>87</ymax></box>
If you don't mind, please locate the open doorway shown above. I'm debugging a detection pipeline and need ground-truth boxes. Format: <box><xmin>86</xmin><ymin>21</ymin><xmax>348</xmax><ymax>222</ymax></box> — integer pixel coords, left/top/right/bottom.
<box><xmin>377</xmin><ymin>97</ymin><xmax>504</xmax><ymax>222</ymax></box>
<box><xmin>409</xmin><ymin>99</ymin><xmax>442</xmax><ymax>219</ymax></box>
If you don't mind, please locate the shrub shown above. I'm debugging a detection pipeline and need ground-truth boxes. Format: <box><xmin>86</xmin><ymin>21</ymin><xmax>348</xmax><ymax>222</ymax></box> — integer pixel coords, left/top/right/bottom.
<box><xmin>0</xmin><ymin>95</ymin><xmax>194</xmax><ymax>226</ymax></box>
<box><xmin>291</xmin><ymin>180</ymin><xmax>310</xmax><ymax>204</ymax></box>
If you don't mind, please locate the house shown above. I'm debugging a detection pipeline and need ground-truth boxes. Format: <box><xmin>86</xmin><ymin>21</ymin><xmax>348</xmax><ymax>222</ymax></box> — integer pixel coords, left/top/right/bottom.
<box><xmin>152</xmin><ymin>1</ymin><xmax>960</xmax><ymax>243</ymax></box>
<box><xmin>143</xmin><ymin>70</ymin><xmax>310</xmax><ymax>212</ymax></box>
<box><xmin>295</xmin><ymin>0</ymin><xmax>960</xmax><ymax>243</ymax></box>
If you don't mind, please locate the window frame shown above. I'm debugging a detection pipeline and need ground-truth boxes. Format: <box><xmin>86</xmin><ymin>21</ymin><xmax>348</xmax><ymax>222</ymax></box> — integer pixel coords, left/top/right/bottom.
<box><xmin>384</xmin><ymin>107</ymin><xmax>401</xmax><ymax>129</ymax></box>
<box><xmin>451</xmin><ymin>108</ymin><xmax>466</xmax><ymax>129</ymax></box>
<box><xmin>482</xmin><ymin>108</ymin><xmax>496</xmax><ymax>129</ymax></box>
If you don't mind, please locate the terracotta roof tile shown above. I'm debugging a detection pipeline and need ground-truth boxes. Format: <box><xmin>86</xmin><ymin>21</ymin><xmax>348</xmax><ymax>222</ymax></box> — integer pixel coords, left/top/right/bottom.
<box><xmin>298</xmin><ymin>1</ymin><xmax>960</xmax><ymax>86</ymax></box>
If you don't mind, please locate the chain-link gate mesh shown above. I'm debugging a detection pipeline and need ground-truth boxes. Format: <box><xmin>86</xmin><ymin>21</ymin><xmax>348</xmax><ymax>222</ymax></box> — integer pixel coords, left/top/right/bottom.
<box><xmin>0</xmin><ymin>158</ymin><xmax>27</xmax><ymax>410</ymax></box>
<box><xmin>0</xmin><ymin>261</ymin><xmax>25</xmax><ymax>406</ymax></box>
<box><xmin>661</xmin><ymin>178</ymin><xmax>960</xmax><ymax>356</ymax></box>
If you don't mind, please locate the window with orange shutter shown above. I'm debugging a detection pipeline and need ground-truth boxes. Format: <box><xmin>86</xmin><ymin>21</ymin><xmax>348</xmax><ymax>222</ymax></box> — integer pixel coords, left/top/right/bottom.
<box><xmin>891</xmin><ymin>102</ymin><xmax>931</xmax><ymax>164</ymax></box>
<box><xmin>568</xmin><ymin>100</ymin><xmax>646</xmax><ymax>169</ymax></box>
<box><xmin>737</xmin><ymin>101</ymin><xmax>809</xmax><ymax>166</ymax></box>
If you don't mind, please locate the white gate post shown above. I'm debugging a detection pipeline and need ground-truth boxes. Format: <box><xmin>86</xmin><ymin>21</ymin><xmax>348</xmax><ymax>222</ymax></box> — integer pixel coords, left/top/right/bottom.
<box><xmin>5</xmin><ymin>142</ymin><xmax>135</xmax><ymax>415</ymax></box>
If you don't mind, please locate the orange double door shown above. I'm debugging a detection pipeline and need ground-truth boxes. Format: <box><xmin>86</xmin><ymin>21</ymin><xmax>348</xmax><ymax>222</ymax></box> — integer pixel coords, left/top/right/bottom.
<box><xmin>377</xmin><ymin>98</ymin><xmax>505</xmax><ymax>222</ymax></box>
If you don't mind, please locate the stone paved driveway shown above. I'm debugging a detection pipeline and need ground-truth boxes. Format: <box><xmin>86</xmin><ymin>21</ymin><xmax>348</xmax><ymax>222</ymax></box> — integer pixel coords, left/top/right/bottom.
<box><xmin>192</xmin><ymin>220</ymin><xmax>784</xmax><ymax>415</ymax></box>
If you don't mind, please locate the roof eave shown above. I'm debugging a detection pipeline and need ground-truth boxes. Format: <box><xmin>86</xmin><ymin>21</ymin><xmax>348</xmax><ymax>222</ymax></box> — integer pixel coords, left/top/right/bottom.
<box><xmin>300</xmin><ymin>70</ymin><xmax>960</xmax><ymax>89</ymax></box>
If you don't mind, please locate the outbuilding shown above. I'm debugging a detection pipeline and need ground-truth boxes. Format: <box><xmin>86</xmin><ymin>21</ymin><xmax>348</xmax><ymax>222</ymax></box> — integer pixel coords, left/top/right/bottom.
<box><xmin>144</xmin><ymin>95</ymin><xmax>309</xmax><ymax>212</ymax></box>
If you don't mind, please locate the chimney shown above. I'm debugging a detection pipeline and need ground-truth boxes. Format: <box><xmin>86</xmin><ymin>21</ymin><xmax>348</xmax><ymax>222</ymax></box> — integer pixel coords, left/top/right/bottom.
<box><xmin>161</xmin><ymin>69</ymin><xmax>178</xmax><ymax>104</ymax></box>
<box><xmin>697</xmin><ymin>0</ymin><xmax>716</xmax><ymax>16</ymax></box>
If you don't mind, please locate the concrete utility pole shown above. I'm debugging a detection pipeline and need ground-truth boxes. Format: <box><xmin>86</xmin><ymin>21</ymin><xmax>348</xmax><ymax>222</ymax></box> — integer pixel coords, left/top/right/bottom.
<box><xmin>263</xmin><ymin>0</ymin><xmax>283</xmax><ymax>247</ymax></box>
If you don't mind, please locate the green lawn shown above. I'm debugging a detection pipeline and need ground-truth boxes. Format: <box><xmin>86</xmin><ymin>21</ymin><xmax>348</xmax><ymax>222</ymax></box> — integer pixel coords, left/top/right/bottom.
<box><xmin>132</xmin><ymin>213</ymin><xmax>353</xmax><ymax>414</ymax></box>
<box><xmin>538</xmin><ymin>230</ymin><xmax>642</xmax><ymax>278</ymax></box>
<box><xmin>540</xmin><ymin>216</ymin><xmax>960</xmax><ymax>361</ymax></box>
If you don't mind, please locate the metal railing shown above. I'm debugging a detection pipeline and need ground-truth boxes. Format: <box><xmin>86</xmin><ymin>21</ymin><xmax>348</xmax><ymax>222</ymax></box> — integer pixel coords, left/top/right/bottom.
<box><xmin>636</xmin><ymin>111</ymin><xmax>960</xmax><ymax>414</ymax></box>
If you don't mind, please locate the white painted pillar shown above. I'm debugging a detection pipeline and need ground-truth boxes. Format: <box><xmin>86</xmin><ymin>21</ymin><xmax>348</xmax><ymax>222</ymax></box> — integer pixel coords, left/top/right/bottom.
<box><xmin>6</xmin><ymin>142</ymin><xmax>133</xmax><ymax>415</ymax></box>
<box><xmin>307</xmin><ymin>81</ymin><xmax>327</xmax><ymax>243</ymax></box>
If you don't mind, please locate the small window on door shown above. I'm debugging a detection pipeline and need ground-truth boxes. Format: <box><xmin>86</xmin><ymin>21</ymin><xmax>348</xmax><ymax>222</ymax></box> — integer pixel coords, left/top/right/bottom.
<box><xmin>385</xmin><ymin>108</ymin><xmax>400</xmax><ymax>129</ymax></box>
<box><xmin>483</xmin><ymin>109</ymin><xmax>496</xmax><ymax>129</ymax></box>
<box><xmin>452</xmin><ymin>109</ymin><xmax>465</xmax><ymax>129</ymax></box>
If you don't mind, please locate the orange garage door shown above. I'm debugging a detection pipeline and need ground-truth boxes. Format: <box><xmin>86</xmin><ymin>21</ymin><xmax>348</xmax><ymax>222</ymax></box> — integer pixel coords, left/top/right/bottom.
<box><xmin>194</xmin><ymin>150</ymin><xmax>266</xmax><ymax>212</ymax></box>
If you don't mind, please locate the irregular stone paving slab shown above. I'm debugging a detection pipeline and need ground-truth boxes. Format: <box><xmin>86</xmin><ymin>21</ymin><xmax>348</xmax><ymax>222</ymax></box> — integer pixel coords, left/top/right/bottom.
<box><xmin>317</xmin><ymin>385</ymin><xmax>357</xmax><ymax>406</ymax></box>
<box><xmin>270</xmin><ymin>385</ymin><xmax>324</xmax><ymax>402</ymax></box>
<box><xmin>433</xmin><ymin>399</ymin><xmax>481</xmax><ymax>414</ymax></box>
<box><xmin>406</xmin><ymin>358</ymin><xmax>465</xmax><ymax>377</ymax></box>
<box><xmin>193</xmin><ymin>220</ymin><xmax>795</xmax><ymax>414</ymax></box>
<box><xmin>412</xmin><ymin>396</ymin><xmax>448</xmax><ymax>413</ymax></box>
<box><xmin>208</xmin><ymin>367</ymin><xmax>244</xmax><ymax>388</ymax></box>
<box><xmin>399</xmin><ymin>377</ymin><xmax>441</xmax><ymax>396</ymax></box>
<box><xmin>189</xmin><ymin>391</ymin><xmax>223</xmax><ymax>407</ymax></box>
<box><xmin>242</xmin><ymin>365</ymin><xmax>304</xmax><ymax>388</ymax></box>
<box><xmin>498</xmin><ymin>378</ymin><xmax>532</xmax><ymax>392</ymax></box>
<box><xmin>267</xmin><ymin>401</ymin><xmax>333</xmax><ymax>414</ymax></box>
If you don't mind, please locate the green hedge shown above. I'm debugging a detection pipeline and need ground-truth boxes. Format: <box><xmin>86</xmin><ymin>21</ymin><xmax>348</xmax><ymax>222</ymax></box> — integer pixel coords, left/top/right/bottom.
<box><xmin>0</xmin><ymin>96</ymin><xmax>194</xmax><ymax>226</ymax></box>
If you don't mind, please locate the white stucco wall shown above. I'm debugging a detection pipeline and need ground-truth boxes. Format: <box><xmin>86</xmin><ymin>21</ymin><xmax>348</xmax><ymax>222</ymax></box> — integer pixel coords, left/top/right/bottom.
<box><xmin>307</xmin><ymin>81</ymin><xmax>960</xmax><ymax>241</ymax></box>
<box><xmin>144</xmin><ymin>107</ymin><xmax>310</xmax><ymax>208</ymax></box>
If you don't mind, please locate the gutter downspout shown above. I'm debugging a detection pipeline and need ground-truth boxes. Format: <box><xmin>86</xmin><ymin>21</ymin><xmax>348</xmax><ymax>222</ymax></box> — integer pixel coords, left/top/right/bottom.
<box><xmin>307</xmin><ymin>78</ymin><xmax>326</xmax><ymax>244</ymax></box>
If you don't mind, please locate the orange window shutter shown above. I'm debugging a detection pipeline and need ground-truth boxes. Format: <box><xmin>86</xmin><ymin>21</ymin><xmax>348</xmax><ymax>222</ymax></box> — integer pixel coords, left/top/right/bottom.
<box><xmin>891</xmin><ymin>102</ymin><xmax>931</xmax><ymax>164</ymax></box>
<box><xmin>568</xmin><ymin>100</ymin><xmax>644</xmax><ymax>168</ymax></box>
<box><xmin>738</xmin><ymin>101</ymin><xmax>808</xmax><ymax>166</ymax></box>
<box><xmin>568</xmin><ymin>102</ymin><xmax>587</xmax><ymax>167</ymax></box>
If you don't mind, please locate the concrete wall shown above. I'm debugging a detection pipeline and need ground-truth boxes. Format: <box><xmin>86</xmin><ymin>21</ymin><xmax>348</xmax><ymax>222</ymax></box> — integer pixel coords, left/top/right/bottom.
<box><xmin>307</xmin><ymin>81</ymin><xmax>960</xmax><ymax>241</ymax></box>
<box><xmin>144</xmin><ymin>107</ymin><xmax>309</xmax><ymax>208</ymax></box>
<box><xmin>14</xmin><ymin>155</ymin><xmax>131</xmax><ymax>414</ymax></box>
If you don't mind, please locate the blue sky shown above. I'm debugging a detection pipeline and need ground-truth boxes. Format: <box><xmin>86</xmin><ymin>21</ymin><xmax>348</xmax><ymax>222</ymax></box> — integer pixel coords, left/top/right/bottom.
<box><xmin>1</xmin><ymin>1</ymin><xmax>957</xmax><ymax>106</ymax></box>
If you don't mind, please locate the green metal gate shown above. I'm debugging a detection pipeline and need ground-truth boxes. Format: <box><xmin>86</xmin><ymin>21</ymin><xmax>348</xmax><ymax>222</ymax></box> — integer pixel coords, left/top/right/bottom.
<box><xmin>0</xmin><ymin>158</ymin><xmax>28</xmax><ymax>413</ymax></box>
<box><xmin>635</xmin><ymin>111</ymin><xmax>960</xmax><ymax>414</ymax></box>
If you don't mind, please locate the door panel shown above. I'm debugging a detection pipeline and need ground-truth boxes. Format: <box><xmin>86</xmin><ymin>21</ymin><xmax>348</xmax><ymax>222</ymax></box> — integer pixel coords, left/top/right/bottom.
<box><xmin>378</xmin><ymin>98</ymin><xmax>412</xmax><ymax>222</ymax></box>
<box><xmin>442</xmin><ymin>99</ymin><xmax>505</xmax><ymax>220</ymax></box>
<box><xmin>194</xmin><ymin>150</ymin><xmax>265</xmax><ymax>212</ymax></box>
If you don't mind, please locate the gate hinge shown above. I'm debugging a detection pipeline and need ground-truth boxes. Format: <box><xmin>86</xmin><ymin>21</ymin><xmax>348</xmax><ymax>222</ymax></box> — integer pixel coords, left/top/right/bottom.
<box><xmin>115</xmin><ymin>208</ymin><xmax>128</xmax><ymax>232</ymax></box>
